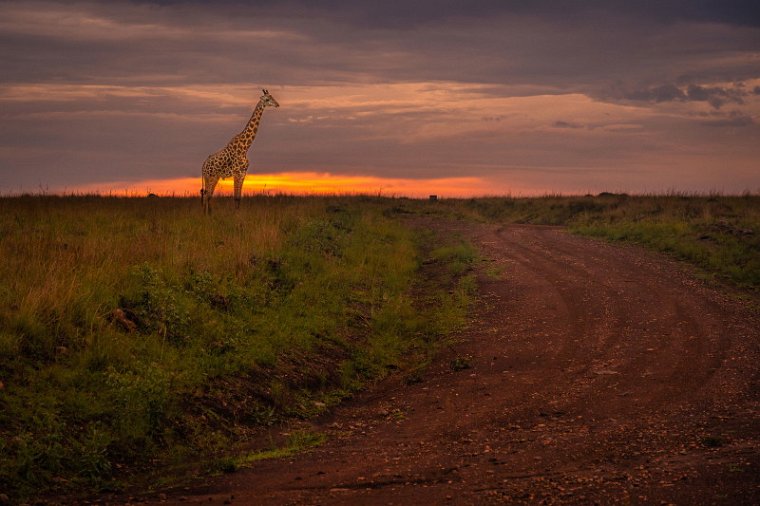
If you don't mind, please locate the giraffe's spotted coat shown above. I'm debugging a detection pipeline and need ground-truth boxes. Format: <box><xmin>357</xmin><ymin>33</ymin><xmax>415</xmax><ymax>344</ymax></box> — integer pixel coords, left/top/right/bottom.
<box><xmin>201</xmin><ymin>89</ymin><xmax>279</xmax><ymax>213</ymax></box>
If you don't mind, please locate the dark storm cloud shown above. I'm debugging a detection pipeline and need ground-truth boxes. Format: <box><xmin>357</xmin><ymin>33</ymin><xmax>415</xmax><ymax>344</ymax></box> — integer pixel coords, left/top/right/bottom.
<box><xmin>137</xmin><ymin>0</ymin><xmax>760</xmax><ymax>28</ymax></box>
<box><xmin>624</xmin><ymin>84</ymin><xmax>687</xmax><ymax>103</ymax></box>
<box><xmin>553</xmin><ymin>121</ymin><xmax>584</xmax><ymax>129</ymax></box>
<box><xmin>2</xmin><ymin>0</ymin><xmax>758</xmax><ymax>89</ymax></box>
<box><xmin>701</xmin><ymin>111</ymin><xmax>755</xmax><ymax>127</ymax></box>
<box><xmin>610</xmin><ymin>83</ymin><xmax>747</xmax><ymax>109</ymax></box>
<box><xmin>686</xmin><ymin>84</ymin><xmax>746</xmax><ymax>108</ymax></box>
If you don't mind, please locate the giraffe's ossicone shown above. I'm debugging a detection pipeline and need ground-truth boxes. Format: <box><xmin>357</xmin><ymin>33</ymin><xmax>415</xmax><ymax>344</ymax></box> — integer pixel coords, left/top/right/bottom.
<box><xmin>201</xmin><ymin>89</ymin><xmax>280</xmax><ymax>214</ymax></box>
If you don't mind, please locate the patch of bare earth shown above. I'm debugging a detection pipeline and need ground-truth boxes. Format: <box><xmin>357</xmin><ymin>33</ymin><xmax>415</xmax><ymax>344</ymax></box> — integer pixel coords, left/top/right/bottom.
<box><xmin>129</xmin><ymin>220</ymin><xmax>759</xmax><ymax>505</ymax></box>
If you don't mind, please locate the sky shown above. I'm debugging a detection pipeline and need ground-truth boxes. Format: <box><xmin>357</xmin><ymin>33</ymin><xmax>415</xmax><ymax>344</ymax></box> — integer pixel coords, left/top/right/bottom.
<box><xmin>0</xmin><ymin>0</ymin><xmax>759</xmax><ymax>196</ymax></box>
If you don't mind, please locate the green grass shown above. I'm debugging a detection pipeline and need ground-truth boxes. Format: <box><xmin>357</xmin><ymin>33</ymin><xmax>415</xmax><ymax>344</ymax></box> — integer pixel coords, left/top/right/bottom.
<box><xmin>0</xmin><ymin>195</ymin><xmax>475</xmax><ymax>501</ymax></box>
<box><xmin>209</xmin><ymin>430</ymin><xmax>327</xmax><ymax>475</ymax></box>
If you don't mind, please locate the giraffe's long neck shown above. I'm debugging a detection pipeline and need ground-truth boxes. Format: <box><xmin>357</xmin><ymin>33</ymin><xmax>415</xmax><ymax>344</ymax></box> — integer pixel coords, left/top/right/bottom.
<box><xmin>238</xmin><ymin>99</ymin><xmax>266</xmax><ymax>152</ymax></box>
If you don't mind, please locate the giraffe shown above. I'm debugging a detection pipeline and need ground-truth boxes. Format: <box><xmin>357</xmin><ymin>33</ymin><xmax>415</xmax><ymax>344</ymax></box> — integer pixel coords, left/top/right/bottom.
<box><xmin>201</xmin><ymin>89</ymin><xmax>279</xmax><ymax>214</ymax></box>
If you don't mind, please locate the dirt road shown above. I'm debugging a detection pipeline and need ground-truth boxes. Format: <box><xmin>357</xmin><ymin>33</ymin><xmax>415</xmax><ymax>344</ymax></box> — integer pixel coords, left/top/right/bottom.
<box><xmin>143</xmin><ymin>222</ymin><xmax>759</xmax><ymax>505</ymax></box>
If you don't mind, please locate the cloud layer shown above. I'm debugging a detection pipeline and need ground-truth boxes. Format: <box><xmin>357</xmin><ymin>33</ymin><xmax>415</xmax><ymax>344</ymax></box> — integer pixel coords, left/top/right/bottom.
<box><xmin>1</xmin><ymin>0</ymin><xmax>759</xmax><ymax>194</ymax></box>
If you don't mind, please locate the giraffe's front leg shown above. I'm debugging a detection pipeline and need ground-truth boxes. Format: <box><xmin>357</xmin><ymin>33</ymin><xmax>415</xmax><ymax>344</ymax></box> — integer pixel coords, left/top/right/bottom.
<box><xmin>203</xmin><ymin>174</ymin><xmax>220</xmax><ymax>215</ymax></box>
<box><xmin>233</xmin><ymin>171</ymin><xmax>247</xmax><ymax>209</ymax></box>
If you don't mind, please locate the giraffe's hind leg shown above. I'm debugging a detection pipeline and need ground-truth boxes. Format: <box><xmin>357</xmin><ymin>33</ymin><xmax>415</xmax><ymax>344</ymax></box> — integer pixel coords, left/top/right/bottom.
<box><xmin>203</xmin><ymin>174</ymin><xmax>220</xmax><ymax>215</ymax></box>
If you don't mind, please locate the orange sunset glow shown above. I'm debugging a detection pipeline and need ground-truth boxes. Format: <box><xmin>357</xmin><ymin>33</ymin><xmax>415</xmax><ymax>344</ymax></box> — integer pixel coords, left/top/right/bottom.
<box><xmin>64</xmin><ymin>172</ymin><xmax>524</xmax><ymax>198</ymax></box>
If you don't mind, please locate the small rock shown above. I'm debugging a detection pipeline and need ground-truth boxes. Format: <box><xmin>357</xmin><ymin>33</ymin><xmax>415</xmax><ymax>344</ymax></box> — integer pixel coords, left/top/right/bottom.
<box><xmin>592</xmin><ymin>368</ymin><xmax>619</xmax><ymax>375</ymax></box>
<box><xmin>110</xmin><ymin>308</ymin><xmax>137</xmax><ymax>332</ymax></box>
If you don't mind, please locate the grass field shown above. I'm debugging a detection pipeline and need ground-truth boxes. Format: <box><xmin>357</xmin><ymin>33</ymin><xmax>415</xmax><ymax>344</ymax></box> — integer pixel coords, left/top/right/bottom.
<box><xmin>1</xmin><ymin>193</ymin><xmax>757</xmax><ymax>501</ymax></box>
<box><xmin>0</xmin><ymin>195</ymin><xmax>475</xmax><ymax>500</ymax></box>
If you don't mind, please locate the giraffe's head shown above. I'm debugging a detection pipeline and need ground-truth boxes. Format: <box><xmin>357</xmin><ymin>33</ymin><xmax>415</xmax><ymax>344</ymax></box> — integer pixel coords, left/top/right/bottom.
<box><xmin>261</xmin><ymin>89</ymin><xmax>280</xmax><ymax>108</ymax></box>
